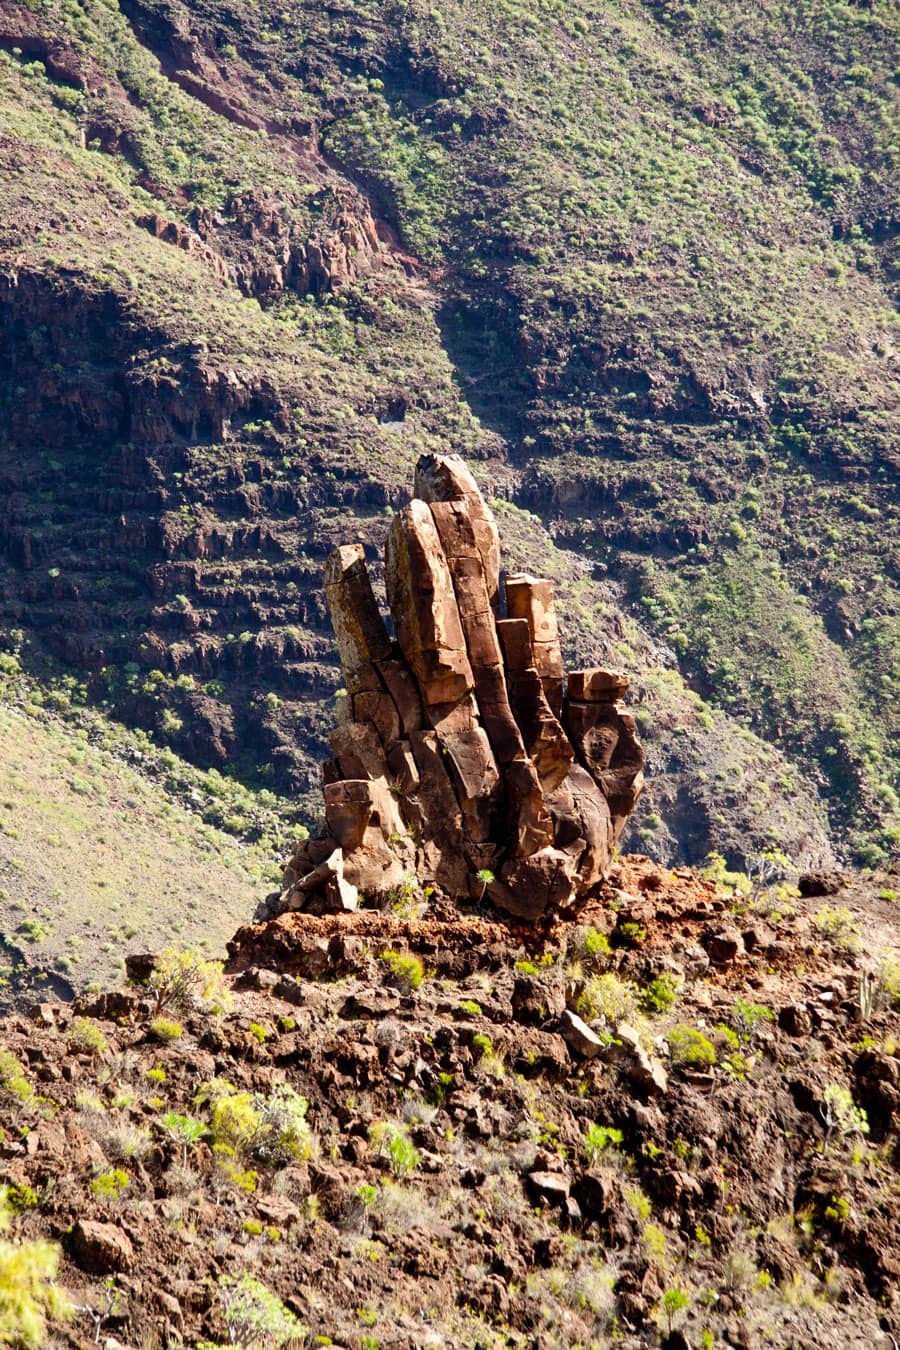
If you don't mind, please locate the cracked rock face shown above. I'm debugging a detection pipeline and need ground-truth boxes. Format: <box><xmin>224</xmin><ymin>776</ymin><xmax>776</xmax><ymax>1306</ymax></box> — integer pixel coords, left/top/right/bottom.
<box><xmin>277</xmin><ymin>454</ymin><xmax>644</xmax><ymax>921</ymax></box>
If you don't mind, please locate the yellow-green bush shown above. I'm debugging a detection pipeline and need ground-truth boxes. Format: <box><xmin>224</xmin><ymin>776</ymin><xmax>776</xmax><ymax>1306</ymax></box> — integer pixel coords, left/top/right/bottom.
<box><xmin>0</xmin><ymin>1193</ymin><xmax>70</xmax><ymax>1345</ymax></box>
<box><xmin>148</xmin><ymin>948</ymin><xmax>232</xmax><ymax>1017</ymax></box>
<box><xmin>0</xmin><ymin>1052</ymin><xmax>32</xmax><ymax>1105</ymax></box>
<box><xmin>199</xmin><ymin>1080</ymin><xmax>314</xmax><ymax>1164</ymax></box>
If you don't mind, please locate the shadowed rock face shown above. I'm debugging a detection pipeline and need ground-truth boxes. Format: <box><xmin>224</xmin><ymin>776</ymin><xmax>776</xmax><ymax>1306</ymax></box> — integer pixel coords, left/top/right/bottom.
<box><xmin>277</xmin><ymin>454</ymin><xmax>645</xmax><ymax>921</ymax></box>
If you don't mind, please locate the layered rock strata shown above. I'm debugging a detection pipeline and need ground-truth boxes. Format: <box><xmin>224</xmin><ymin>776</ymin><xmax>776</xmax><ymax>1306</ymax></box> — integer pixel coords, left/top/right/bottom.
<box><xmin>277</xmin><ymin>454</ymin><xmax>645</xmax><ymax>920</ymax></box>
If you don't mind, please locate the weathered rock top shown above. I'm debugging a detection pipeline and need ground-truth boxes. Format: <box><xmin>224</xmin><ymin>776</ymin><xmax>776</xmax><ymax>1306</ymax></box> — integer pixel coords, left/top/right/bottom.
<box><xmin>276</xmin><ymin>454</ymin><xmax>645</xmax><ymax>921</ymax></box>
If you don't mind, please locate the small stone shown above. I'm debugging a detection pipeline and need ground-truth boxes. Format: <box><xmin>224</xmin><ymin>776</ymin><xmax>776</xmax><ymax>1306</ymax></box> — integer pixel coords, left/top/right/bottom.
<box><xmin>573</xmin><ymin>1168</ymin><xmax>616</xmax><ymax>1220</ymax></box>
<box><xmin>741</xmin><ymin>923</ymin><xmax>775</xmax><ymax>953</ymax></box>
<box><xmin>566</xmin><ymin>667</ymin><xmax>629</xmax><ymax>701</ymax></box>
<box><xmin>798</xmin><ymin>870</ymin><xmax>845</xmax><ymax>897</ymax></box>
<box><xmin>124</xmin><ymin>953</ymin><xmax>157</xmax><ymax>984</ymax></box>
<box><xmin>512</xmin><ymin>974</ymin><xmax>566</xmax><ymax>1024</ymax></box>
<box><xmin>610</xmin><ymin>1023</ymin><xmax>668</xmax><ymax>1097</ymax></box>
<box><xmin>526</xmin><ymin>1170</ymin><xmax>571</xmax><ymax>1206</ymax></box>
<box><xmin>779</xmin><ymin>1004</ymin><xmax>813</xmax><ymax>1037</ymax></box>
<box><xmin>257</xmin><ymin>1195</ymin><xmax>300</xmax><ymax>1225</ymax></box>
<box><xmin>559</xmin><ymin>1009</ymin><xmax>604</xmax><ymax>1058</ymax></box>
<box><xmin>70</xmin><ymin>1221</ymin><xmax>134</xmax><ymax>1274</ymax></box>
<box><xmin>152</xmin><ymin>1289</ymin><xmax>183</xmax><ymax>1324</ymax></box>
<box><xmin>251</xmin><ymin>968</ymin><xmax>280</xmax><ymax>990</ymax></box>
<box><xmin>703</xmin><ymin>925</ymin><xmax>744</xmax><ymax>965</ymax></box>
<box><xmin>339</xmin><ymin>989</ymin><xmax>401</xmax><ymax>1018</ymax></box>
<box><xmin>294</xmin><ymin>938</ymin><xmax>332</xmax><ymax>979</ymax></box>
<box><xmin>27</xmin><ymin>1002</ymin><xmax>56</xmax><ymax>1027</ymax></box>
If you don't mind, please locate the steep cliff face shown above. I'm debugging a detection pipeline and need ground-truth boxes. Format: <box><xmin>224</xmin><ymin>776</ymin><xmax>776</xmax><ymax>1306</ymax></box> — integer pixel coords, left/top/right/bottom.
<box><xmin>0</xmin><ymin>0</ymin><xmax>896</xmax><ymax>867</ymax></box>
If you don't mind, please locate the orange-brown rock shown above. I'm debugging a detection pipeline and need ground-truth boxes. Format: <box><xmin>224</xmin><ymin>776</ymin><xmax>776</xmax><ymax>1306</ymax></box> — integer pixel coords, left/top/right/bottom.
<box><xmin>385</xmin><ymin>500</ymin><xmax>474</xmax><ymax>706</ymax></box>
<box><xmin>505</xmin><ymin>574</ymin><xmax>566</xmax><ymax>717</ymax></box>
<box><xmin>414</xmin><ymin>452</ymin><xmax>501</xmax><ymax>612</ymax></box>
<box><xmin>567</xmin><ymin>667</ymin><xmax>630</xmax><ymax>702</ymax></box>
<box><xmin>497</xmin><ymin>616</ymin><xmax>574</xmax><ymax>795</ymax></box>
<box><xmin>275</xmin><ymin>454</ymin><xmax>645</xmax><ymax>920</ymax></box>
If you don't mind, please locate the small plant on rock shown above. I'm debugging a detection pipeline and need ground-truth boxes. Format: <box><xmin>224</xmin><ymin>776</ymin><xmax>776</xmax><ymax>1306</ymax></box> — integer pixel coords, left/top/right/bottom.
<box><xmin>658</xmin><ymin>1285</ymin><xmax>690</xmax><ymax>1334</ymax></box>
<box><xmin>161</xmin><ymin>1111</ymin><xmax>207</xmax><ymax>1166</ymax></box>
<box><xmin>90</xmin><ymin>1169</ymin><xmax>129</xmax><ymax>1200</ymax></box>
<box><xmin>730</xmin><ymin>997</ymin><xmax>774</xmax><ymax>1043</ymax></box>
<box><xmin>821</xmin><ymin>1084</ymin><xmax>869</xmax><ymax>1151</ymax></box>
<box><xmin>667</xmin><ymin>1025</ymin><xmax>717</xmax><ymax>1067</ymax></box>
<box><xmin>567</xmin><ymin>924</ymin><xmax>612</xmax><ymax>973</ymax></box>
<box><xmin>67</xmin><ymin>1018</ymin><xmax>108</xmax><ymax>1056</ymax></box>
<box><xmin>149</xmin><ymin>1016</ymin><xmax>182</xmax><ymax>1042</ymax></box>
<box><xmin>370</xmin><ymin>1121</ymin><xmax>419</xmax><ymax>1177</ymax></box>
<box><xmin>475</xmin><ymin>868</ymin><xmax>495</xmax><ymax>903</ymax></box>
<box><xmin>583</xmin><ymin>1124</ymin><xmax>624</xmax><ymax>1164</ymax></box>
<box><xmin>0</xmin><ymin>1051</ymin><xmax>33</xmax><ymax>1105</ymax></box>
<box><xmin>380</xmin><ymin>950</ymin><xmax>424</xmax><ymax>993</ymax></box>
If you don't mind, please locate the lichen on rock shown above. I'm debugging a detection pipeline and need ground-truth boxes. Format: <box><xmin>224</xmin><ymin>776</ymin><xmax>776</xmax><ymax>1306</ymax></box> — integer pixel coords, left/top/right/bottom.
<box><xmin>276</xmin><ymin>454</ymin><xmax>645</xmax><ymax>921</ymax></box>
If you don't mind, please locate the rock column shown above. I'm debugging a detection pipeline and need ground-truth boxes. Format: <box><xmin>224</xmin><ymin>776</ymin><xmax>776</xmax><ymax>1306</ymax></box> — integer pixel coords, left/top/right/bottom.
<box><xmin>275</xmin><ymin>454</ymin><xmax>645</xmax><ymax>921</ymax></box>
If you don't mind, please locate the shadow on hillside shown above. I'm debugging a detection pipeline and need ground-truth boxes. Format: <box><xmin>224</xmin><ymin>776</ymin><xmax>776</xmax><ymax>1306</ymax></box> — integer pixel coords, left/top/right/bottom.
<box><xmin>435</xmin><ymin>289</ymin><xmax>533</xmax><ymax>451</ymax></box>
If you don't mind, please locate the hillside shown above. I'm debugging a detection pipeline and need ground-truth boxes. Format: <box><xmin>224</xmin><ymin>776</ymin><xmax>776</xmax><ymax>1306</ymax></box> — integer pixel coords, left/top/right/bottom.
<box><xmin>1</xmin><ymin>857</ymin><xmax>899</xmax><ymax>1348</ymax></box>
<box><xmin>0</xmin><ymin>656</ymin><xmax>294</xmax><ymax>1002</ymax></box>
<box><xmin>0</xmin><ymin>0</ymin><xmax>897</xmax><ymax>869</ymax></box>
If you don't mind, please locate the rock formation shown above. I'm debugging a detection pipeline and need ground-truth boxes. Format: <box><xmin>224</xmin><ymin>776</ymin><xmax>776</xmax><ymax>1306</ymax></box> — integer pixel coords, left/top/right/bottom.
<box><xmin>276</xmin><ymin>454</ymin><xmax>644</xmax><ymax>921</ymax></box>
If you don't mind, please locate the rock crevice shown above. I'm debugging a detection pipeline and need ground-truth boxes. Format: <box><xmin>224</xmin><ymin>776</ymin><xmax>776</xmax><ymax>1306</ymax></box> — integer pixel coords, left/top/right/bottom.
<box><xmin>278</xmin><ymin>454</ymin><xmax>645</xmax><ymax>921</ymax></box>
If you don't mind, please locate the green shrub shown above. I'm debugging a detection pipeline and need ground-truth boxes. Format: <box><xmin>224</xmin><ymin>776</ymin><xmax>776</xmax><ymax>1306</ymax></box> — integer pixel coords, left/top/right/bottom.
<box><xmin>821</xmin><ymin>1084</ymin><xmax>869</xmax><ymax>1147</ymax></box>
<box><xmin>149</xmin><ymin>1017</ymin><xmax>183</xmax><ymax>1042</ymax></box>
<box><xmin>639</xmin><ymin>973</ymin><xmax>679</xmax><ymax>1016</ymax></box>
<box><xmin>147</xmin><ymin>948</ymin><xmax>231</xmax><ymax>1017</ymax></box>
<box><xmin>200</xmin><ymin>1081</ymin><xmax>314</xmax><ymax>1164</ymax></box>
<box><xmin>67</xmin><ymin>1018</ymin><xmax>108</xmax><ymax>1056</ymax></box>
<box><xmin>380</xmin><ymin>950</ymin><xmax>424</xmax><ymax>993</ymax></box>
<box><xmin>211</xmin><ymin>1273</ymin><xmax>305</xmax><ymax>1348</ymax></box>
<box><xmin>667</xmin><ymin>1025</ymin><xmax>717</xmax><ymax>1067</ymax></box>
<box><xmin>254</xmin><ymin>1084</ymin><xmax>314</xmax><ymax>1164</ymax></box>
<box><xmin>0</xmin><ymin>1193</ymin><xmax>70</xmax><ymax>1345</ymax></box>
<box><xmin>813</xmin><ymin>906</ymin><xmax>862</xmax><ymax>953</ymax></box>
<box><xmin>568</xmin><ymin>925</ymin><xmax>612</xmax><ymax>971</ymax></box>
<box><xmin>0</xmin><ymin>1052</ymin><xmax>33</xmax><ymax>1105</ymax></box>
<box><xmin>576</xmin><ymin>973</ymin><xmax>636</xmax><ymax>1025</ymax></box>
<box><xmin>90</xmin><ymin>1169</ymin><xmax>129</xmax><ymax>1200</ymax></box>
<box><xmin>4</xmin><ymin>1184</ymin><xmax>38</xmax><ymax>1214</ymax></box>
<box><xmin>879</xmin><ymin>953</ymin><xmax>900</xmax><ymax>1006</ymax></box>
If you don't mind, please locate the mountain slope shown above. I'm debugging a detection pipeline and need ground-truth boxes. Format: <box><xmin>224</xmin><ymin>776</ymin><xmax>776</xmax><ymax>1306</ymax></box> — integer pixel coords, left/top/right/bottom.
<box><xmin>0</xmin><ymin>661</ymin><xmax>285</xmax><ymax>999</ymax></box>
<box><xmin>0</xmin><ymin>0</ymin><xmax>897</xmax><ymax>866</ymax></box>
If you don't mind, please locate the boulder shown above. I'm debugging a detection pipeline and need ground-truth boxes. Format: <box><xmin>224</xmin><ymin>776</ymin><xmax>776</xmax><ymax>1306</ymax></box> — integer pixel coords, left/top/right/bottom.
<box><xmin>267</xmin><ymin>454</ymin><xmax>645</xmax><ymax>920</ymax></box>
<box><xmin>526</xmin><ymin>1170</ymin><xmax>571</xmax><ymax>1207</ymax></box>
<box><xmin>559</xmin><ymin>1008</ymin><xmax>605</xmax><ymax>1058</ymax></box>
<box><xmin>70</xmin><ymin>1221</ymin><xmax>134</xmax><ymax>1274</ymax></box>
